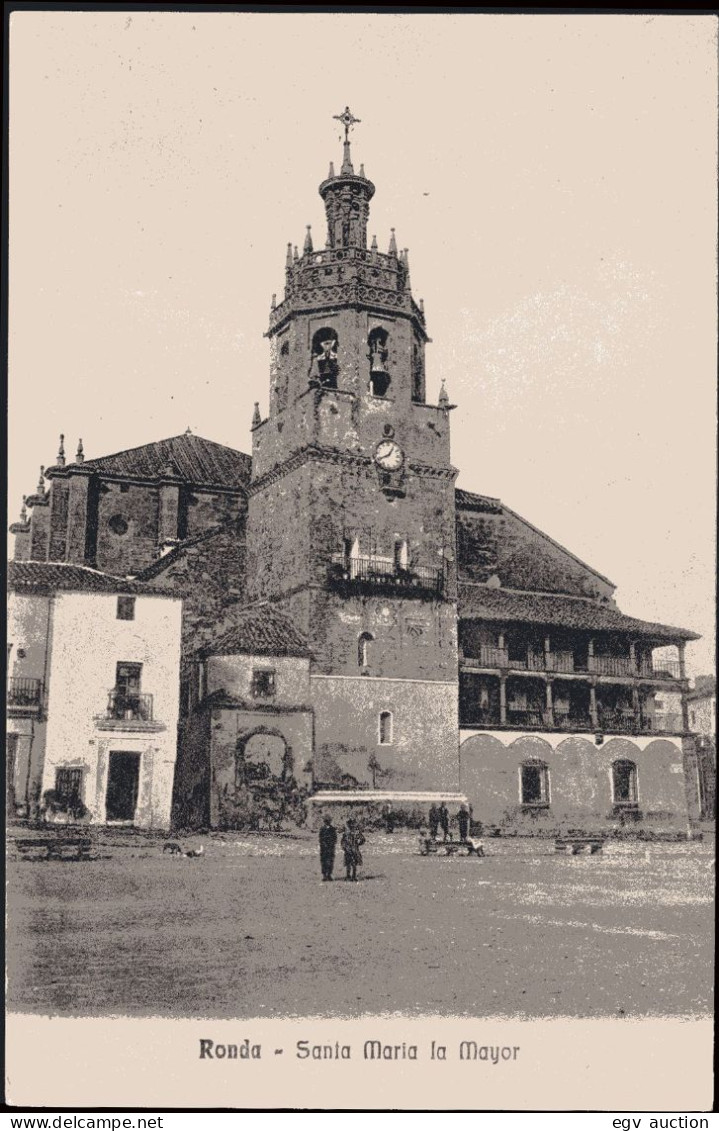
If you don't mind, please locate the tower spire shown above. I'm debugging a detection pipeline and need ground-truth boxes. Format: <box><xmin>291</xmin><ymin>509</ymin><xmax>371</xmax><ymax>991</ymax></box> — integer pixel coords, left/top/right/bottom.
<box><xmin>333</xmin><ymin>105</ymin><xmax>360</xmax><ymax>175</ymax></box>
<box><xmin>319</xmin><ymin>108</ymin><xmax>375</xmax><ymax>251</ymax></box>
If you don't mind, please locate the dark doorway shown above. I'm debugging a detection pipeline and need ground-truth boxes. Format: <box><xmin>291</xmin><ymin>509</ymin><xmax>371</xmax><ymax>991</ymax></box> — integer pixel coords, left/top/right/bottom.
<box><xmin>106</xmin><ymin>751</ymin><xmax>141</xmax><ymax>822</ymax></box>
<box><xmin>6</xmin><ymin>734</ymin><xmax>18</xmax><ymax>820</ymax></box>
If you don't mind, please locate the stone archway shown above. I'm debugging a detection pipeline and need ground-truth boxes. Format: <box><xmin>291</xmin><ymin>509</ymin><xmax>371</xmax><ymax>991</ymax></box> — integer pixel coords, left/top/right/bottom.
<box><xmin>236</xmin><ymin>728</ymin><xmax>292</xmax><ymax>786</ymax></box>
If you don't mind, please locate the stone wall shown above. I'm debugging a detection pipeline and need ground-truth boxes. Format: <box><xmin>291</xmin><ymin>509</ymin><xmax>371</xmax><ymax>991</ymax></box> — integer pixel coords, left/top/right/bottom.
<box><xmin>142</xmin><ymin>523</ymin><xmax>247</xmax><ymax>655</ymax></box>
<box><xmin>208</xmin><ymin>706</ymin><xmax>313</xmax><ymax>828</ymax></box>
<box><xmin>311</xmin><ymin>674</ymin><xmax>459</xmax><ymax>792</ymax></box>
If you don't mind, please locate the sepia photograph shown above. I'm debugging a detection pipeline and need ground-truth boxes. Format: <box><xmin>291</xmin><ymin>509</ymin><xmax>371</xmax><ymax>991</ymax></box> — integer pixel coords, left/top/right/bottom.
<box><xmin>5</xmin><ymin>7</ymin><xmax>716</xmax><ymax>1112</ymax></box>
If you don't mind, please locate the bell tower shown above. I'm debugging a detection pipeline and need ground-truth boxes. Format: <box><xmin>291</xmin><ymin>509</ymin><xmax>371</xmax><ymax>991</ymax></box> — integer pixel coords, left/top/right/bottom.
<box><xmin>246</xmin><ymin>109</ymin><xmax>459</xmax><ymax>793</ymax></box>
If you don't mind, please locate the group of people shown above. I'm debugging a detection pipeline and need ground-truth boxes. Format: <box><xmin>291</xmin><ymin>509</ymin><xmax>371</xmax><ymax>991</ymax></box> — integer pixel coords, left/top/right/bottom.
<box><xmin>428</xmin><ymin>802</ymin><xmax>471</xmax><ymax>842</ymax></box>
<box><xmin>318</xmin><ymin>803</ymin><xmax>476</xmax><ymax>882</ymax></box>
<box><xmin>318</xmin><ymin>816</ymin><xmax>364</xmax><ymax>882</ymax></box>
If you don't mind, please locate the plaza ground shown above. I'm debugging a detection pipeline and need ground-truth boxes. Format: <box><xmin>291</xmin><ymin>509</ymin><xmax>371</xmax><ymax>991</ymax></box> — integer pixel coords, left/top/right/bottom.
<box><xmin>6</xmin><ymin>828</ymin><xmax>714</xmax><ymax>1019</ymax></box>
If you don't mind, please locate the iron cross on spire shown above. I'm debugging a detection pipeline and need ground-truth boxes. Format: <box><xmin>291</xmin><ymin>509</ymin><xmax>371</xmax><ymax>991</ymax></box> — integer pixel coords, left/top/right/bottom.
<box><xmin>333</xmin><ymin>106</ymin><xmax>361</xmax><ymax>142</ymax></box>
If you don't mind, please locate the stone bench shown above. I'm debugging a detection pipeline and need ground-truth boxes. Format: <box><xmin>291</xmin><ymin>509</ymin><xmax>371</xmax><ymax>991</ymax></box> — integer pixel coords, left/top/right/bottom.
<box><xmin>419</xmin><ymin>837</ymin><xmax>484</xmax><ymax>858</ymax></box>
<box><xmin>14</xmin><ymin>837</ymin><xmax>93</xmax><ymax>861</ymax></box>
<box><xmin>555</xmin><ymin>836</ymin><xmax>605</xmax><ymax>855</ymax></box>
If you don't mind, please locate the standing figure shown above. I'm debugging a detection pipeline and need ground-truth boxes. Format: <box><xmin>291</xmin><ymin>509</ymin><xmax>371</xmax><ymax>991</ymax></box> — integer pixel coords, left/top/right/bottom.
<box><xmin>457</xmin><ymin>804</ymin><xmax>470</xmax><ymax>842</ymax></box>
<box><xmin>438</xmin><ymin>803</ymin><xmax>450</xmax><ymax>842</ymax></box>
<box><xmin>319</xmin><ymin>814</ymin><xmax>338</xmax><ymax>881</ymax></box>
<box><xmin>428</xmin><ymin>803</ymin><xmax>440</xmax><ymax>840</ymax></box>
<box><xmin>341</xmin><ymin>818</ymin><xmax>365</xmax><ymax>882</ymax></box>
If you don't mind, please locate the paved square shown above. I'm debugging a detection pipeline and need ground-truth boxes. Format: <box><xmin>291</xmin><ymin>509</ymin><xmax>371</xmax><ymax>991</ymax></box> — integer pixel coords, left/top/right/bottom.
<box><xmin>7</xmin><ymin>831</ymin><xmax>714</xmax><ymax>1019</ymax></box>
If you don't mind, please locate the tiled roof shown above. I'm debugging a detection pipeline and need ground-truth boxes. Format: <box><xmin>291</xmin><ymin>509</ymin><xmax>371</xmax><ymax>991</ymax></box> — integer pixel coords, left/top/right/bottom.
<box><xmin>455</xmin><ymin>488</ymin><xmax>503</xmax><ymax>514</ymax></box>
<box><xmin>46</xmin><ymin>433</ymin><xmax>251</xmax><ymax>489</ymax></box>
<box><xmin>8</xmin><ymin>560</ymin><xmax>178</xmax><ymax>597</ymax></box>
<box><xmin>202</xmin><ymin>604</ymin><xmax>310</xmax><ymax>658</ymax></box>
<box><xmin>458</xmin><ymin>583</ymin><xmax>699</xmax><ymax>642</ymax></box>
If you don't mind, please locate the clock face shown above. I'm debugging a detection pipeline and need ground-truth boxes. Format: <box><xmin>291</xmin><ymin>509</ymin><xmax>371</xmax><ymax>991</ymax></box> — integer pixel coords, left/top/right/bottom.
<box><xmin>374</xmin><ymin>439</ymin><xmax>404</xmax><ymax>471</ymax></box>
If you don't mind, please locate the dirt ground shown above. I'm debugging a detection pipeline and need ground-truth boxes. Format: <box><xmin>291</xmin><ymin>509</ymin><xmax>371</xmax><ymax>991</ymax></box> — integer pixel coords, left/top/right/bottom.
<box><xmin>6</xmin><ymin>829</ymin><xmax>714</xmax><ymax>1019</ymax></box>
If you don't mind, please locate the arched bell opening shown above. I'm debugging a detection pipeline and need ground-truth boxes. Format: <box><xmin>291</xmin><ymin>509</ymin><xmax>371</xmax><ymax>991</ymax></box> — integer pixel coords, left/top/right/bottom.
<box><xmin>309</xmin><ymin>328</ymin><xmax>340</xmax><ymax>389</ymax></box>
<box><xmin>368</xmin><ymin>328</ymin><xmax>390</xmax><ymax>397</ymax></box>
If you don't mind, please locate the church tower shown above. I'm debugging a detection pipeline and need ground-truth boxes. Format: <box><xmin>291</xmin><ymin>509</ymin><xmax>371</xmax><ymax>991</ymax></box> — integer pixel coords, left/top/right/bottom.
<box><xmin>247</xmin><ymin>109</ymin><xmax>459</xmax><ymax>792</ymax></box>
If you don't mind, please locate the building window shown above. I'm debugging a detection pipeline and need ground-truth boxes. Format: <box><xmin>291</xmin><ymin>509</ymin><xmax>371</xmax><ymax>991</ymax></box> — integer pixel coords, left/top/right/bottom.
<box><xmin>107</xmin><ymin>661</ymin><xmax>150</xmax><ymax>721</ymax></box>
<box><xmin>612</xmin><ymin>759</ymin><xmax>638</xmax><ymax>806</ymax></box>
<box><xmin>379</xmin><ymin>710</ymin><xmax>393</xmax><ymax>745</ymax></box>
<box><xmin>251</xmin><ymin>670</ymin><xmax>276</xmax><ymax>698</ymax></box>
<box><xmin>55</xmin><ymin>767</ymin><xmax>83</xmax><ymax>807</ymax></box>
<box><xmin>520</xmin><ymin>760</ymin><xmax>550</xmax><ymax>806</ymax></box>
<box><xmin>196</xmin><ymin>661</ymin><xmax>207</xmax><ymax>702</ymax></box>
<box><xmin>116</xmin><ymin>596</ymin><xmax>135</xmax><ymax>621</ymax></box>
<box><xmin>358</xmin><ymin>632</ymin><xmax>374</xmax><ymax>669</ymax></box>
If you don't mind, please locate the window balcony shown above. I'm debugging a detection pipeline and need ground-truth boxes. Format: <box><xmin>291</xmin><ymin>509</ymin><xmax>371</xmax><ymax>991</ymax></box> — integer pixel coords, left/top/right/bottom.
<box><xmin>7</xmin><ymin>677</ymin><xmax>43</xmax><ymax>713</ymax></box>
<box><xmin>95</xmin><ymin>690</ymin><xmax>164</xmax><ymax>732</ymax></box>
<box><xmin>329</xmin><ymin>557</ymin><xmax>444</xmax><ymax>597</ymax></box>
<box><xmin>106</xmin><ymin>690</ymin><xmax>154</xmax><ymax>721</ymax></box>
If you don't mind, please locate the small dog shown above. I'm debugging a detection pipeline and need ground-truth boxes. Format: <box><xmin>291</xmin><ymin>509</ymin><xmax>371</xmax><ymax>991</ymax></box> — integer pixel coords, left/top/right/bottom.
<box><xmin>185</xmin><ymin>845</ymin><xmax>204</xmax><ymax>858</ymax></box>
<box><xmin>162</xmin><ymin>842</ymin><xmax>184</xmax><ymax>856</ymax></box>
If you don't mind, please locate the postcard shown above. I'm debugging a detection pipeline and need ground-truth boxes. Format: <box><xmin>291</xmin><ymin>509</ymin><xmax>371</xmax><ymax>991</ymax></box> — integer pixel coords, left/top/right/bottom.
<box><xmin>5</xmin><ymin>9</ymin><xmax>716</xmax><ymax>1113</ymax></box>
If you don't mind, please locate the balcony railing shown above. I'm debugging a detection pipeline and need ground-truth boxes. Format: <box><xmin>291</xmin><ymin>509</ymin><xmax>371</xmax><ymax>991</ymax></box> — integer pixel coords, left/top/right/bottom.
<box><xmin>459</xmin><ymin>704</ymin><xmax>686</xmax><ymax>734</ymax></box>
<box><xmin>651</xmin><ymin>713</ymin><xmax>685</xmax><ymax>734</ymax></box>
<box><xmin>330</xmin><ymin>557</ymin><xmax>444</xmax><ymax>596</ymax></box>
<box><xmin>105</xmin><ymin>690</ymin><xmax>154</xmax><ymax>722</ymax></box>
<box><xmin>463</xmin><ymin>651</ymin><xmax>684</xmax><ymax>680</ymax></box>
<box><xmin>7</xmin><ymin>677</ymin><xmax>43</xmax><ymax>708</ymax></box>
<box><xmin>476</xmin><ymin>646</ymin><xmax>509</xmax><ymax>667</ymax></box>
<box><xmin>638</xmin><ymin>660</ymin><xmax>683</xmax><ymax>681</ymax></box>
<box><xmin>589</xmin><ymin>656</ymin><xmax>636</xmax><ymax>677</ymax></box>
<box><xmin>552</xmin><ymin>711</ymin><xmax>592</xmax><ymax>731</ymax></box>
<box><xmin>506</xmin><ymin>709</ymin><xmax>546</xmax><ymax>728</ymax></box>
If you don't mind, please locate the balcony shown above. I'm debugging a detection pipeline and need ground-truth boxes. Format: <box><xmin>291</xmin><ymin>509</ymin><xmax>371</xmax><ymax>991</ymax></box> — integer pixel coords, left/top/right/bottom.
<box><xmin>462</xmin><ymin>652</ymin><xmax>684</xmax><ymax>682</ymax></box>
<box><xmin>468</xmin><ymin>645</ymin><xmax>509</xmax><ymax>668</ymax></box>
<box><xmin>7</xmin><ymin>677</ymin><xmax>43</xmax><ymax>714</ymax></box>
<box><xmin>545</xmin><ymin>651</ymin><xmax>576</xmax><ymax>674</ymax></box>
<box><xmin>95</xmin><ymin>690</ymin><xmax>164</xmax><ymax>732</ymax></box>
<box><xmin>638</xmin><ymin>660</ymin><xmax>683</xmax><ymax>681</ymax></box>
<box><xmin>590</xmin><ymin>657</ymin><xmax>684</xmax><ymax>681</ymax></box>
<box><xmin>506</xmin><ymin>708</ymin><xmax>547</xmax><ymax>729</ymax></box>
<box><xmin>329</xmin><ymin>557</ymin><xmax>444</xmax><ymax>597</ymax></box>
<box><xmin>589</xmin><ymin>656</ymin><xmax>636</xmax><ymax>677</ymax></box>
<box><xmin>552</xmin><ymin>711</ymin><xmax>592</xmax><ymax>731</ymax></box>
<box><xmin>649</xmin><ymin>713</ymin><xmax>685</xmax><ymax>734</ymax></box>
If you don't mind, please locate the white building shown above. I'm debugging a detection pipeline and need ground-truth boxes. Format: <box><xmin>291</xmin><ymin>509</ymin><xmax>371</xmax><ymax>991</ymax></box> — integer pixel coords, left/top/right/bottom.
<box><xmin>7</xmin><ymin>561</ymin><xmax>182</xmax><ymax>830</ymax></box>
